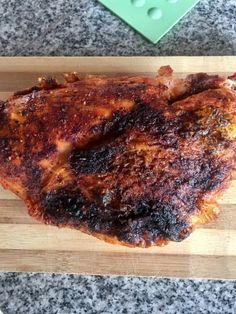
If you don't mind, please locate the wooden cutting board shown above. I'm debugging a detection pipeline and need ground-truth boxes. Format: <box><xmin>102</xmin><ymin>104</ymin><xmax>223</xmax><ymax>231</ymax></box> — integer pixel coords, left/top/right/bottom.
<box><xmin>0</xmin><ymin>56</ymin><xmax>236</xmax><ymax>279</ymax></box>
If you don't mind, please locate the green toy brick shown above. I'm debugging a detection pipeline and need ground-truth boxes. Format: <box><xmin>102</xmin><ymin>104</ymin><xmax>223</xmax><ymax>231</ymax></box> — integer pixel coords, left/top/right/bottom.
<box><xmin>98</xmin><ymin>0</ymin><xmax>200</xmax><ymax>43</ymax></box>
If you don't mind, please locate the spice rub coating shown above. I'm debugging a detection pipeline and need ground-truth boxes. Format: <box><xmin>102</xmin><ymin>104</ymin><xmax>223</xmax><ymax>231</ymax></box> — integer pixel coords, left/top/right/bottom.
<box><xmin>0</xmin><ymin>67</ymin><xmax>236</xmax><ymax>247</ymax></box>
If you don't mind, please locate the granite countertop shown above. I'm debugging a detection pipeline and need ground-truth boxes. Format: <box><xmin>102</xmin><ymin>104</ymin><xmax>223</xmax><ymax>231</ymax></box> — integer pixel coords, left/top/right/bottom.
<box><xmin>0</xmin><ymin>0</ymin><xmax>236</xmax><ymax>313</ymax></box>
<box><xmin>0</xmin><ymin>0</ymin><xmax>236</xmax><ymax>56</ymax></box>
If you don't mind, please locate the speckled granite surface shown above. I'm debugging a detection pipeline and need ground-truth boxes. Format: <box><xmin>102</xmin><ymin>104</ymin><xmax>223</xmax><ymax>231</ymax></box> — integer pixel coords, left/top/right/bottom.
<box><xmin>0</xmin><ymin>0</ymin><xmax>235</xmax><ymax>56</ymax></box>
<box><xmin>0</xmin><ymin>274</ymin><xmax>235</xmax><ymax>314</ymax></box>
<box><xmin>0</xmin><ymin>0</ymin><xmax>236</xmax><ymax>313</ymax></box>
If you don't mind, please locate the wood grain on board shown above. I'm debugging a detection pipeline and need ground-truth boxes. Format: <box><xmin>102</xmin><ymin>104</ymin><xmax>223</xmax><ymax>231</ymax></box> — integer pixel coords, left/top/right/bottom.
<box><xmin>0</xmin><ymin>57</ymin><xmax>235</xmax><ymax>279</ymax></box>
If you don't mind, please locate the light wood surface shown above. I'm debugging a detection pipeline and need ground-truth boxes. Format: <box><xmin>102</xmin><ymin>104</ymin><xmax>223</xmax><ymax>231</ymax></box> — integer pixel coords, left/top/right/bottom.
<box><xmin>0</xmin><ymin>57</ymin><xmax>235</xmax><ymax>279</ymax></box>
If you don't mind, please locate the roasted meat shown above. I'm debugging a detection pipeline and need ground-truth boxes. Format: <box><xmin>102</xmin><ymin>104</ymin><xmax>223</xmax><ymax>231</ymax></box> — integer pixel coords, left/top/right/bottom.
<box><xmin>0</xmin><ymin>66</ymin><xmax>236</xmax><ymax>247</ymax></box>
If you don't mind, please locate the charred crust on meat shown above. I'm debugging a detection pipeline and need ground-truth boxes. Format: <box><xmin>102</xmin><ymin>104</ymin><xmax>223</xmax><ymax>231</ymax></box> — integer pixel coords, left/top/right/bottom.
<box><xmin>228</xmin><ymin>73</ymin><xmax>236</xmax><ymax>81</ymax></box>
<box><xmin>42</xmin><ymin>188</ymin><xmax>86</xmax><ymax>224</ymax></box>
<box><xmin>41</xmin><ymin>188</ymin><xmax>192</xmax><ymax>244</ymax></box>
<box><xmin>0</xmin><ymin>137</ymin><xmax>12</xmax><ymax>161</ymax></box>
<box><xmin>14</xmin><ymin>86</ymin><xmax>40</xmax><ymax>97</ymax></box>
<box><xmin>70</xmin><ymin>144</ymin><xmax>116</xmax><ymax>175</ymax></box>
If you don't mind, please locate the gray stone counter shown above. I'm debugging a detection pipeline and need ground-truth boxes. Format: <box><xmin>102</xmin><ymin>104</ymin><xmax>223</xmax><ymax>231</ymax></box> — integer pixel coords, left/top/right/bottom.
<box><xmin>0</xmin><ymin>0</ymin><xmax>235</xmax><ymax>56</ymax></box>
<box><xmin>0</xmin><ymin>274</ymin><xmax>236</xmax><ymax>314</ymax></box>
<box><xmin>0</xmin><ymin>0</ymin><xmax>236</xmax><ymax>313</ymax></box>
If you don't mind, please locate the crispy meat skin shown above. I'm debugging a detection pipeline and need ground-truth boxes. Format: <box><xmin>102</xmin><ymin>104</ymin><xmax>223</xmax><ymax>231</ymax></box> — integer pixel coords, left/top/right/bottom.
<box><xmin>0</xmin><ymin>67</ymin><xmax>236</xmax><ymax>247</ymax></box>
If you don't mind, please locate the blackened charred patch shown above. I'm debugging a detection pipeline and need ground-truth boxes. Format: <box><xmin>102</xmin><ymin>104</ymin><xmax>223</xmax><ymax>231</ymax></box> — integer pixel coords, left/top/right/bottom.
<box><xmin>85</xmin><ymin>198</ymin><xmax>191</xmax><ymax>244</ymax></box>
<box><xmin>115</xmin><ymin>199</ymin><xmax>190</xmax><ymax>243</ymax></box>
<box><xmin>0</xmin><ymin>101</ymin><xmax>6</xmax><ymax>124</ymax></box>
<box><xmin>42</xmin><ymin>182</ymin><xmax>192</xmax><ymax>244</ymax></box>
<box><xmin>89</xmin><ymin>111</ymin><xmax>130</xmax><ymax>137</ymax></box>
<box><xmin>188</xmin><ymin>159</ymin><xmax>231</xmax><ymax>192</ymax></box>
<box><xmin>42</xmin><ymin>188</ymin><xmax>85</xmax><ymax>224</ymax></box>
<box><xmin>96</xmin><ymin>101</ymin><xmax>167</xmax><ymax>137</ymax></box>
<box><xmin>150</xmin><ymin>202</ymin><xmax>190</xmax><ymax>241</ymax></box>
<box><xmin>13</xmin><ymin>86</ymin><xmax>40</xmax><ymax>97</ymax></box>
<box><xmin>126</xmin><ymin>102</ymin><xmax>167</xmax><ymax>134</ymax></box>
<box><xmin>0</xmin><ymin>137</ymin><xmax>12</xmax><ymax>161</ymax></box>
<box><xmin>129</xmin><ymin>102</ymin><xmax>179</xmax><ymax>148</ymax></box>
<box><xmin>70</xmin><ymin>143</ymin><xmax>116</xmax><ymax>175</ymax></box>
<box><xmin>172</xmin><ymin>154</ymin><xmax>231</xmax><ymax>194</ymax></box>
<box><xmin>0</xmin><ymin>100</ymin><xmax>5</xmax><ymax>110</ymax></box>
<box><xmin>85</xmin><ymin>202</ymin><xmax>110</xmax><ymax>232</ymax></box>
<box><xmin>120</xmin><ymin>199</ymin><xmax>152</xmax><ymax>219</ymax></box>
<box><xmin>31</xmin><ymin>165</ymin><xmax>42</xmax><ymax>177</ymax></box>
<box><xmin>25</xmin><ymin>164</ymin><xmax>43</xmax><ymax>193</ymax></box>
<box><xmin>228</xmin><ymin>73</ymin><xmax>236</xmax><ymax>81</ymax></box>
<box><xmin>184</xmin><ymin>74</ymin><xmax>224</xmax><ymax>98</ymax></box>
<box><xmin>0</xmin><ymin>100</ymin><xmax>6</xmax><ymax>114</ymax></box>
<box><xmin>77</xmin><ymin>195</ymin><xmax>190</xmax><ymax>243</ymax></box>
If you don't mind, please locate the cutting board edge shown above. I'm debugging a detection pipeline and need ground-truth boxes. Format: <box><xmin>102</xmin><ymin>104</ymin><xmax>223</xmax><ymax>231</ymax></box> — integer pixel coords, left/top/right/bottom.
<box><xmin>0</xmin><ymin>56</ymin><xmax>235</xmax><ymax>73</ymax></box>
<box><xmin>1</xmin><ymin>249</ymin><xmax>236</xmax><ymax>279</ymax></box>
<box><xmin>0</xmin><ymin>56</ymin><xmax>236</xmax><ymax>278</ymax></box>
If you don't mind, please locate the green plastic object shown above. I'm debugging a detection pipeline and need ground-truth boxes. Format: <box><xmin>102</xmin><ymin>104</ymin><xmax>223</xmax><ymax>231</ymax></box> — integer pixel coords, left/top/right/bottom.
<box><xmin>98</xmin><ymin>0</ymin><xmax>200</xmax><ymax>43</ymax></box>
